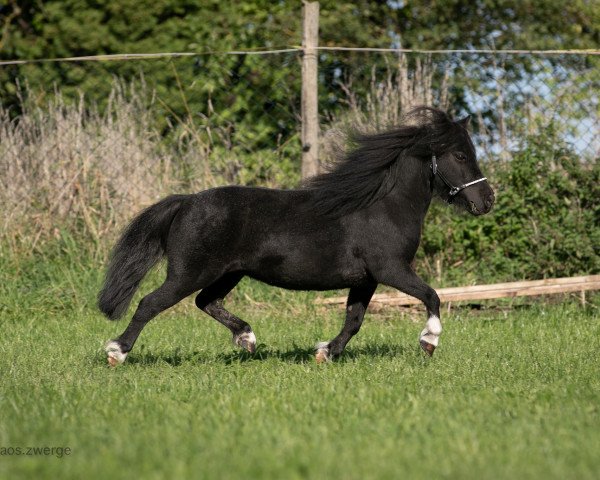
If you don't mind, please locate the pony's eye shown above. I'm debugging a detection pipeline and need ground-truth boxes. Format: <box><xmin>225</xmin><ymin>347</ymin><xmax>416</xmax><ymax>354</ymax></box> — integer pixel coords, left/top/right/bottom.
<box><xmin>454</xmin><ymin>152</ymin><xmax>467</xmax><ymax>162</ymax></box>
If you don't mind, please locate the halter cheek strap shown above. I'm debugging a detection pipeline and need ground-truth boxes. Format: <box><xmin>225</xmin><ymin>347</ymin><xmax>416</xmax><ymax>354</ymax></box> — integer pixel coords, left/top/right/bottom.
<box><xmin>431</xmin><ymin>155</ymin><xmax>487</xmax><ymax>202</ymax></box>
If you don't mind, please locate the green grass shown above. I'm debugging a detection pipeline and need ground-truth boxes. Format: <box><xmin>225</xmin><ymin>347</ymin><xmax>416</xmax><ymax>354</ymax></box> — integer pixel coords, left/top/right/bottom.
<box><xmin>1</xmin><ymin>249</ymin><xmax>599</xmax><ymax>480</ymax></box>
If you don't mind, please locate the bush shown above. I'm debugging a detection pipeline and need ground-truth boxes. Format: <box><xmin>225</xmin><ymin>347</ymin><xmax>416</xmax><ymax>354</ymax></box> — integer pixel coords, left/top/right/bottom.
<box><xmin>419</xmin><ymin>130</ymin><xmax>600</xmax><ymax>284</ymax></box>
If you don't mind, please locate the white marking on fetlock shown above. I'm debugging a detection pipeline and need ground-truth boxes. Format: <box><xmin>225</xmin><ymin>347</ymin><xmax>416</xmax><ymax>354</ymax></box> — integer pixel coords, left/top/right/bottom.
<box><xmin>315</xmin><ymin>341</ymin><xmax>331</xmax><ymax>363</ymax></box>
<box><xmin>233</xmin><ymin>331</ymin><xmax>256</xmax><ymax>352</ymax></box>
<box><xmin>419</xmin><ymin>315</ymin><xmax>442</xmax><ymax>347</ymax></box>
<box><xmin>105</xmin><ymin>340</ymin><xmax>128</xmax><ymax>366</ymax></box>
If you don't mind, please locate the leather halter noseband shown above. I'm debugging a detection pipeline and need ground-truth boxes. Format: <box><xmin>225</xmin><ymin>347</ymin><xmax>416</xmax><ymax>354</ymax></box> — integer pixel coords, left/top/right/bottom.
<box><xmin>431</xmin><ymin>154</ymin><xmax>487</xmax><ymax>203</ymax></box>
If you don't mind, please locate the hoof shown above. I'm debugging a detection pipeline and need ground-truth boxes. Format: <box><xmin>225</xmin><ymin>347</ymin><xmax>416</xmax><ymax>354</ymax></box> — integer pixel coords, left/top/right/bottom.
<box><xmin>315</xmin><ymin>342</ymin><xmax>331</xmax><ymax>364</ymax></box>
<box><xmin>105</xmin><ymin>340</ymin><xmax>128</xmax><ymax>367</ymax></box>
<box><xmin>107</xmin><ymin>356</ymin><xmax>120</xmax><ymax>367</ymax></box>
<box><xmin>420</xmin><ymin>339</ymin><xmax>436</xmax><ymax>357</ymax></box>
<box><xmin>233</xmin><ymin>331</ymin><xmax>256</xmax><ymax>353</ymax></box>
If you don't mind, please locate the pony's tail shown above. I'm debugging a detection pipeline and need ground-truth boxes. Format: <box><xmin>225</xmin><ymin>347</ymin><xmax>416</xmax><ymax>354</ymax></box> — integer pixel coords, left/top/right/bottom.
<box><xmin>98</xmin><ymin>194</ymin><xmax>187</xmax><ymax>320</ymax></box>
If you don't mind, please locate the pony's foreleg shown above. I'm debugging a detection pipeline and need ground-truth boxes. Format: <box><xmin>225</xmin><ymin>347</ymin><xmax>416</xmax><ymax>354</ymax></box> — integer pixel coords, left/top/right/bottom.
<box><xmin>377</xmin><ymin>266</ymin><xmax>441</xmax><ymax>356</ymax></box>
<box><xmin>105</xmin><ymin>278</ymin><xmax>197</xmax><ymax>366</ymax></box>
<box><xmin>194</xmin><ymin>273</ymin><xmax>256</xmax><ymax>353</ymax></box>
<box><xmin>315</xmin><ymin>283</ymin><xmax>377</xmax><ymax>363</ymax></box>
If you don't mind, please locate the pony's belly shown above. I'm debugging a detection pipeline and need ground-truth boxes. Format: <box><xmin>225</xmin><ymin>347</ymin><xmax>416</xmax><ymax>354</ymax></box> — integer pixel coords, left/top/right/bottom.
<box><xmin>247</xmin><ymin>273</ymin><xmax>368</xmax><ymax>291</ymax></box>
<box><xmin>246</xmin><ymin>259</ymin><xmax>368</xmax><ymax>291</ymax></box>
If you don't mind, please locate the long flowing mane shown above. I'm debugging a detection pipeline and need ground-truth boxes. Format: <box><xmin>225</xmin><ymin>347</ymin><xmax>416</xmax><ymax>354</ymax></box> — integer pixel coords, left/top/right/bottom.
<box><xmin>305</xmin><ymin>107</ymin><xmax>466</xmax><ymax>216</ymax></box>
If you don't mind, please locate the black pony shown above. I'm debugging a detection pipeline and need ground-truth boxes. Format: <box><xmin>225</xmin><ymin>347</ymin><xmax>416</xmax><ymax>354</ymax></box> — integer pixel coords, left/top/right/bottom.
<box><xmin>99</xmin><ymin>107</ymin><xmax>494</xmax><ymax>366</ymax></box>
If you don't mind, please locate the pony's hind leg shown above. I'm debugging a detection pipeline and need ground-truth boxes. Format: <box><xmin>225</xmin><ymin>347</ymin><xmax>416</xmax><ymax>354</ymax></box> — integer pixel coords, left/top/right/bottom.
<box><xmin>105</xmin><ymin>277</ymin><xmax>200</xmax><ymax>366</ymax></box>
<box><xmin>315</xmin><ymin>283</ymin><xmax>377</xmax><ymax>363</ymax></box>
<box><xmin>195</xmin><ymin>273</ymin><xmax>256</xmax><ymax>353</ymax></box>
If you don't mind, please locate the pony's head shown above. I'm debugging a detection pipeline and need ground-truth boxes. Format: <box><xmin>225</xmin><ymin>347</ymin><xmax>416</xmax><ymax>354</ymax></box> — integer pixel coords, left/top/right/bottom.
<box><xmin>424</xmin><ymin>113</ymin><xmax>495</xmax><ymax>216</ymax></box>
<box><xmin>306</xmin><ymin>106</ymin><xmax>495</xmax><ymax>217</ymax></box>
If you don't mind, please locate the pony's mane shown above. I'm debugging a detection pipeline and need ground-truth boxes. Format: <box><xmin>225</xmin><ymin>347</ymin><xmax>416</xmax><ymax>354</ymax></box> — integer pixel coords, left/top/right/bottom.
<box><xmin>304</xmin><ymin>106</ymin><xmax>465</xmax><ymax>217</ymax></box>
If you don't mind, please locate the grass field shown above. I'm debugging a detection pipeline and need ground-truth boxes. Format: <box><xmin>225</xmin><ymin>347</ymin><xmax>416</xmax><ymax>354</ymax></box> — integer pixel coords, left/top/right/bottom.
<box><xmin>1</xmin><ymin>250</ymin><xmax>599</xmax><ymax>480</ymax></box>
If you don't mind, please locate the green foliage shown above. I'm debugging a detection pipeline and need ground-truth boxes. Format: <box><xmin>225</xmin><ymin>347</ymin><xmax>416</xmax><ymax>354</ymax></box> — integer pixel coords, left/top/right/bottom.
<box><xmin>211</xmin><ymin>141</ymin><xmax>301</xmax><ymax>188</ymax></box>
<box><xmin>2</xmin><ymin>0</ymin><xmax>598</xmax><ymax>140</ymax></box>
<box><xmin>0</xmin><ymin>1</ymin><xmax>302</xmax><ymax>155</ymax></box>
<box><xmin>382</xmin><ymin>0</ymin><xmax>600</xmax><ymax>50</ymax></box>
<box><xmin>420</xmin><ymin>130</ymin><xmax>600</xmax><ymax>284</ymax></box>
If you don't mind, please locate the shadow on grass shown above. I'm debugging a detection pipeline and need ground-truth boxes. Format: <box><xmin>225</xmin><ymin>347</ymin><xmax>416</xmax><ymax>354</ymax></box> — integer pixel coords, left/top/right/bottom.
<box><xmin>114</xmin><ymin>342</ymin><xmax>416</xmax><ymax>367</ymax></box>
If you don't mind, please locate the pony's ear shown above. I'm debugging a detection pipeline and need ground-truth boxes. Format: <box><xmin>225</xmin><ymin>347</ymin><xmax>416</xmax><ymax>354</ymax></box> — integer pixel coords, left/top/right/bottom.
<box><xmin>457</xmin><ymin>115</ymin><xmax>471</xmax><ymax>128</ymax></box>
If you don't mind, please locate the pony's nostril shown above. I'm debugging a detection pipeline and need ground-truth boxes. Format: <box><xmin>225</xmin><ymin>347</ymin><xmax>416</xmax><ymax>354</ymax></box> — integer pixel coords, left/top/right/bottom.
<box><xmin>484</xmin><ymin>193</ymin><xmax>495</xmax><ymax>210</ymax></box>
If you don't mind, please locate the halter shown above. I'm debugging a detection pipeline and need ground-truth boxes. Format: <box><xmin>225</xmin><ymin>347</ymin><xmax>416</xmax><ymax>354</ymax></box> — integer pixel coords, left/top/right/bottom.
<box><xmin>430</xmin><ymin>155</ymin><xmax>487</xmax><ymax>203</ymax></box>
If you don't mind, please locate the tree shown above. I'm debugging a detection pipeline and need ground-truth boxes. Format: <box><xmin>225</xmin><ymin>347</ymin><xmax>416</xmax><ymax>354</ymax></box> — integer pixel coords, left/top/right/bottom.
<box><xmin>1</xmin><ymin>0</ymin><xmax>598</xmax><ymax>154</ymax></box>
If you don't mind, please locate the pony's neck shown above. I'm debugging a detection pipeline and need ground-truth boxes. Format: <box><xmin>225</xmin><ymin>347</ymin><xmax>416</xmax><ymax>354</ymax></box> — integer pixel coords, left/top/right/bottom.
<box><xmin>386</xmin><ymin>154</ymin><xmax>433</xmax><ymax>216</ymax></box>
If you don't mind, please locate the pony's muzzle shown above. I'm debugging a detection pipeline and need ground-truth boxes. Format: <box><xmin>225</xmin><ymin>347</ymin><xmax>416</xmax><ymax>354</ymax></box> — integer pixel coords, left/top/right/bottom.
<box><xmin>483</xmin><ymin>192</ymin><xmax>495</xmax><ymax>213</ymax></box>
<box><xmin>465</xmin><ymin>184</ymin><xmax>495</xmax><ymax>215</ymax></box>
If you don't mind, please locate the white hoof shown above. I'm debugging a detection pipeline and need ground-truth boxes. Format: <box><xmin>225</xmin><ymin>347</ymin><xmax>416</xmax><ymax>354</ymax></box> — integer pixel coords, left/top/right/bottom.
<box><xmin>315</xmin><ymin>341</ymin><xmax>331</xmax><ymax>363</ymax></box>
<box><xmin>105</xmin><ymin>340</ymin><xmax>128</xmax><ymax>367</ymax></box>
<box><xmin>233</xmin><ymin>331</ymin><xmax>256</xmax><ymax>353</ymax></box>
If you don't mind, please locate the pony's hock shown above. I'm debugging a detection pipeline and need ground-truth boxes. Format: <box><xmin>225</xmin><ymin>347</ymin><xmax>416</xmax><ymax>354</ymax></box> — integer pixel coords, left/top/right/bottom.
<box><xmin>98</xmin><ymin>107</ymin><xmax>494</xmax><ymax>365</ymax></box>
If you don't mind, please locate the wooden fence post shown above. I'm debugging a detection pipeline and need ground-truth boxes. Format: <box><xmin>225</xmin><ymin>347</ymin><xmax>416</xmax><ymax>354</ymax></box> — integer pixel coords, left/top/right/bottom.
<box><xmin>301</xmin><ymin>1</ymin><xmax>320</xmax><ymax>179</ymax></box>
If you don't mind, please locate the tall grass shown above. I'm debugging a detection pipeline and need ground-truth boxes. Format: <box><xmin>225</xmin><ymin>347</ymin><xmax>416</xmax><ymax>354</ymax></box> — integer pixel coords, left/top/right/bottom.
<box><xmin>0</xmin><ymin>83</ymin><xmax>209</xmax><ymax>257</ymax></box>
